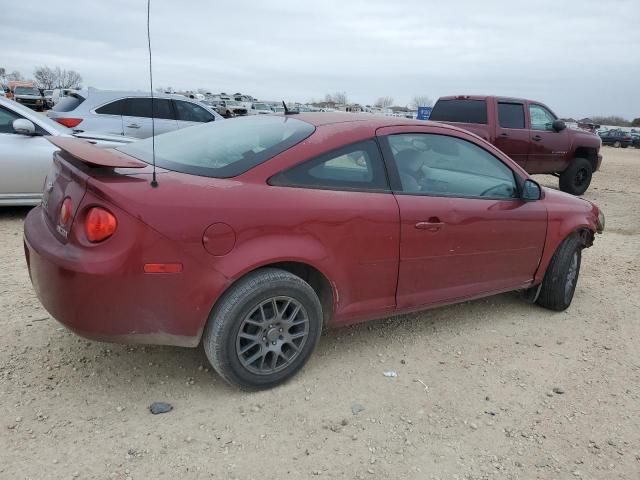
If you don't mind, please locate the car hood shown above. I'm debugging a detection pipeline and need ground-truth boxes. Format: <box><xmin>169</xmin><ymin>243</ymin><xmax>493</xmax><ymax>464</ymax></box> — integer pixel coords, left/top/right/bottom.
<box><xmin>542</xmin><ymin>186</ymin><xmax>592</xmax><ymax>208</ymax></box>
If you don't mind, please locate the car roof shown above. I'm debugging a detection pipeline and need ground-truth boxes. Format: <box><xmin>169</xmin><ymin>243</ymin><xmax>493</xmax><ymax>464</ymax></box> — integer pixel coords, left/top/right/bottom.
<box><xmin>438</xmin><ymin>94</ymin><xmax>537</xmax><ymax>104</ymax></box>
<box><xmin>292</xmin><ymin>112</ymin><xmax>454</xmax><ymax>129</ymax></box>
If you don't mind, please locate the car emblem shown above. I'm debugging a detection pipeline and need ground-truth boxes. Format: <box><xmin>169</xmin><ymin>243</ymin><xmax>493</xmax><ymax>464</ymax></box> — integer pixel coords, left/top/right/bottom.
<box><xmin>45</xmin><ymin>181</ymin><xmax>54</xmax><ymax>192</ymax></box>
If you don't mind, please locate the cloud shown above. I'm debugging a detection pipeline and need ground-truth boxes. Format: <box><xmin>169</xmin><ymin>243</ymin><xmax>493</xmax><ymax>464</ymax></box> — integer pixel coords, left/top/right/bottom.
<box><xmin>2</xmin><ymin>0</ymin><xmax>639</xmax><ymax>117</ymax></box>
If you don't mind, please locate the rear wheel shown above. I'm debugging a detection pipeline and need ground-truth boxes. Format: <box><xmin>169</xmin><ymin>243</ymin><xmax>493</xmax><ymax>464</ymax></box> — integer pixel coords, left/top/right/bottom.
<box><xmin>203</xmin><ymin>268</ymin><xmax>323</xmax><ymax>390</ymax></box>
<box><xmin>613</xmin><ymin>140</ymin><xmax>621</xmax><ymax>148</ymax></box>
<box><xmin>559</xmin><ymin>158</ymin><xmax>592</xmax><ymax>195</ymax></box>
<box><xmin>537</xmin><ymin>234</ymin><xmax>582</xmax><ymax>311</ymax></box>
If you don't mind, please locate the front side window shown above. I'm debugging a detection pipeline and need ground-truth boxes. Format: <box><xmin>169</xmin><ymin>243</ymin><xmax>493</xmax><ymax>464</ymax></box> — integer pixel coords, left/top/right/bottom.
<box><xmin>124</xmin><ymin>98</ymin><xmax>174</xmax><ymax>120</ymax></box>
<box><xmin>118</xmin><ymin>115</ymin><xmax>314</xmax><ymax>178</ymax></box>
<box><xmin>387</xmin><ymin>134</ymin><xmax>517</xmax><ymax>199</ymax></box>
<box><xmin>529</xmin><ymin>104</ymin><xmax>556</xmax><ymax>131</ymax></box>
<box><xmin>498</xmin><ymin>102</ymin><xmax>525</xmax><ymax>129</ymax></box>
<box><xmin>174</xmin><ymin>101</ymin><xmax>214</xmax><ymax>122</ymax></box>
<box><xmin>270</xmin><ymin>140</ymin><xmax>388</xmax><ymax>191</ymax></box>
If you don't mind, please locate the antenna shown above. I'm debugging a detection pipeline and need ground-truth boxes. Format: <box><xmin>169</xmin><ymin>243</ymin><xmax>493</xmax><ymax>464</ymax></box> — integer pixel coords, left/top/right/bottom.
<box><xmin>282</xmin><ymin>101</ymin><xmax>289</xmax><ymax>114</ymax></box>
<box><xmin>147</xmin><ymin>0</ymin><xmax>158</xmax><ymax>188</ymax></box>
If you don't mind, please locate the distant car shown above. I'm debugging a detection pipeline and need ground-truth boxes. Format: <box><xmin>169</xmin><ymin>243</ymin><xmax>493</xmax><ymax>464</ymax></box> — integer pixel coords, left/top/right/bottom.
<box><xmin>249</xmin><ymin>102</ymin><xmax>274</xmax><ymax>115</ymax></box>
<box><xmin>51</xmin><ymin>88</ymin><xmax>74</xmax><ymax>106</ymax></box>
<box><xmin>43</xmin><ymin>89</ymin><xmax>54</xmax><ymax>109</ymax></box>
<box><xmin>631</xmin><ymin>132</ymin><xmax>640</xmax><ymax>149</ymax></box>
<box><xmin>12</xmin><ymin>85</ymin><xmax>44</xmax><ymax>111</ymax></box>
<box><xmin>599</xmin><ymin>129</ymin><xmax>632</xmax><ymax>148</ymax></box>
<box><xmin>23</xmin><ymin>113</ymin><xmax>604</xmax><ymax>390</ymax></box>
<box><xmin>0</xmin><ymin>97</ymin><xmax>135</xmax><ymax>206</ymax></box>
<box><xmin>212</xmin><ymin>100</ymin><xmax>248</xmax><ymax>118</ymax></box>
<box><xmin>47</xmin><ymin>88</ymin><xmax>223</xmax><ymax>139</ymax></box>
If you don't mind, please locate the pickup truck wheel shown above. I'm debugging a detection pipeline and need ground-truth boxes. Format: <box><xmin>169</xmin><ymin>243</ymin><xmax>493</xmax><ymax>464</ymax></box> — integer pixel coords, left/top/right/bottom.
<box><xmin>613</xmin><ymin>140</ymin><xmax>621</xmax><ymax>148</ymax></box>
<box><xmin>203</xmin><ymin>268</ymin><xmax>323</xmax><ymax>390</ymax></box>
<box><xmin>536</xmin><ymin>234</ymin><xmax>582</xmax><ymax>311</ymax></box>
<box><xmin>559</xmin><ymin>158</ymin><xmax>592</xmax><ymax>195</ymax></box>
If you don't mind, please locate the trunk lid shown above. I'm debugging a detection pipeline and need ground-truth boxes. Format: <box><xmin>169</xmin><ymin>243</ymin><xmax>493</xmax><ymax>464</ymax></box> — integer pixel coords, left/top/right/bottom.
<box><xmin>42</xmin><ymin>137</ymin><xmax>147</xmax><ymax>242</ymax></box>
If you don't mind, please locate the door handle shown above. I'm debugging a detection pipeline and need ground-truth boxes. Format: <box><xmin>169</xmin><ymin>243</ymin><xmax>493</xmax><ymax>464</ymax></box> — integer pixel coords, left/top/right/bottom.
<box><xmin>532</xmin><ymin>135</ymin><xmax>542</xmax><ymax>141</ymax></box>
<box><xmin>499</xmin><ymin>133</ymin><xmax>509</xmax><ymax>137</ymax></box>
<box><xmin>126</xmin><ymin>123</ymin><xmax>141</xmax><ymax>129</ymax></box>
<box><xmin>415</xmin><ymin>219</ymin><xmax>444</xmax><ymax>232</ymax></box>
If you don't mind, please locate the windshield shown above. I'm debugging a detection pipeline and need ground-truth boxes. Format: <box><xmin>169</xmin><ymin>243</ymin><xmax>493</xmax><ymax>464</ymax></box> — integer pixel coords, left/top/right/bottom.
<box><xmin>226</xmin><ymin>100</ymin><xmax>241</xmax><ymax>106</ymax></box>
<box><xmin>44</xmin><ymin>90</ymin><xmax>53</xmax><ymax>95</ymax></box>
<box><xmin>118</xmin><ymin>115</ymin><xmax>315</xmax><ymax>178</ymax></box>
<box><xmin>14</xmin><ymin>86</ymin><xmax>41</xmax><ymax>96</ymax></box>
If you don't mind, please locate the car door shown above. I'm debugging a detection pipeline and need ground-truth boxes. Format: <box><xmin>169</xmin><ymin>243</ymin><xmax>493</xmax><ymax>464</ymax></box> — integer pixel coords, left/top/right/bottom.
<box><xmin>526</xmin><ymin>103</ymin><xmax>569</xmax><ymax>173</ymax></box>
<box><xmin>494</xmin><ymin>101</ymin><xmax>530</xmax><ymax>169</ymax></box>
<box><xmin>377</xmin><ymin>126</ymin><xmax>547</xmax><ymax>309</ymax></box>
<box><xmin>0</xmin><ymin>105</ymin><xmax>55</xmax><ymax>202</ymax></box>
<box><xmin>269</xmin><ymin>139</ymin><xmax>400</xmax><ymax>323</ymax></box>
<box><xmin>174</xmin><ymin>100</ymin><xmax>216</xmax><ymax>129</ymax></box>
<box><xmin>122</xmin><ymin>97</ymin><xmax>178</xmax><ymax>138</ymax></box>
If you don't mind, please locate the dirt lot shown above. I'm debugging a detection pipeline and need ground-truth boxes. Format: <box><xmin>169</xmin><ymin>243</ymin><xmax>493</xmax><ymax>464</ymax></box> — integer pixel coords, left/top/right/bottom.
<box><xmin>1</xmin><ymin>147</ymin><xmax>639</xmax><ymax>480</ymax></box>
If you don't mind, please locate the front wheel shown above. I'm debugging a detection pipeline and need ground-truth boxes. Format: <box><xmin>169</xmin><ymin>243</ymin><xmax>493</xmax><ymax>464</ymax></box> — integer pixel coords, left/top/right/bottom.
<box><xmin>559</xmin><ymin>157</ymin><xmax>592</xmax><ymax>195</ymax></box>
<box><xmin>537</xmin><ymin>234</ymin><xmax>583</xmax><ymax>311</ymax></box>
<box><xmin>613</xmin><ymin>140</ymin><xmax>621</xmax><ymax>148</ymax></box>
<box><xmin>203</xmin><ymin>268</ymin><xmax>323</xmax><ymax>390</ymax></box>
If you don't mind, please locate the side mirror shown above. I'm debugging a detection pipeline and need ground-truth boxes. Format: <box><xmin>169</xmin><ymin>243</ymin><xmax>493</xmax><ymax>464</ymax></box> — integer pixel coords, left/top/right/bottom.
<box><xmin>522</xmin><ymin>179</ymin><xmax>542</xmax><ymax>201</ymax></box>
<box><xmin>552</xmin><ymin>119</ymin><xmax>566</xmax><ymax>132</ymax></box>
<box><xmin>13</xmin><ymin>118</ymin><xmax>37</xmax><ymax>136</ymax></box>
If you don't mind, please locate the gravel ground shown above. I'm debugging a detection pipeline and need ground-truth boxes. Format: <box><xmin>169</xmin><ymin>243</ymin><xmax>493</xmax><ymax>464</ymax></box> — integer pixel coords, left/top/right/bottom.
<box><xmin>1</xmin><ymin>146</ymin><xmax>639</xmax><ymax>480</ymax></box>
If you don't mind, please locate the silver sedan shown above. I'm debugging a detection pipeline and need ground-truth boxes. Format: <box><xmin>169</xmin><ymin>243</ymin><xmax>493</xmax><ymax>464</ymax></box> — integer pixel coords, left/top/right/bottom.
<box><xmin>0</xmin><ymin>97</ymin><xmax>136</xmax><ymax>206</ymax></box>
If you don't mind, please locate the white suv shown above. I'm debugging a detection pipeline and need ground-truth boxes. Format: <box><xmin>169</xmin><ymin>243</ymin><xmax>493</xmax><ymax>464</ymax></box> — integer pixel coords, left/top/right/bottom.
<box><xmin>47</xmin><ymin>88</ymin><xmax>223</xmax><ymax>138</ymax></box>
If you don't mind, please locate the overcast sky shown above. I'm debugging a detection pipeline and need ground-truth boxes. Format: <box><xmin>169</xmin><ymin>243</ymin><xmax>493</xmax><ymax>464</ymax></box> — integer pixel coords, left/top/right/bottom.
<box><xmin>2</xmin><ymin>0</ymin><xmax>639</xmax><ymax>118</ymax></box>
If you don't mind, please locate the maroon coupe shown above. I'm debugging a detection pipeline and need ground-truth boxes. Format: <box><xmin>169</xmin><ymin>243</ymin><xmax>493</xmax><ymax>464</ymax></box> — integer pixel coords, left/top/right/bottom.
<box><xmin>24</xmin><ymin>114</ymin><xmax>605</xmax><ymax>389</ymax></box>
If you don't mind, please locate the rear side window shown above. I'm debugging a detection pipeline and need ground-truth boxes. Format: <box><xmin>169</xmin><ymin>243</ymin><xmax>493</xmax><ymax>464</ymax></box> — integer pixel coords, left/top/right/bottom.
<box><xmin>124</xmin><ymin>98</ymin><xmax>174</xmax><ymax>120</ymax></box>
<box><xmin>174</xmin><ymin>101</ymin><xmax>215</xmax><ymax>122</ymax></box>
<box><xmin>52</xmin><ymin>94</ymin><xmax>85</xmax><ymax>112</ymax></box>
<box><xmin>498</xmin><ymin>102</ymin><xmax>525</xmax><ymax>129</ymax></box>
<box><xmin>118</xmin><ymin>116</ymin><xmax>315</xmax><ymax>178</ymax></box>
<box><xmin>429</xmin><ymin>99</ymin><xmax>487</xmax><ymax>124</ymax></box>
<box><xmin>270</xmin><ymin>140</ymin><xmax>388</xmax><ymax>192</ymax></box>
<box><xmin>95</xmin><ymin>99</ymin><xmax>126</xmax><ymax>115</ymax></box>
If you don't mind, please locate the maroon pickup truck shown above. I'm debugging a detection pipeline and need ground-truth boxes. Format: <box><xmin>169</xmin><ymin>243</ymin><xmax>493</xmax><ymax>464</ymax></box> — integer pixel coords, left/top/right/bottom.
<box><xmin>429</xmin><ymin>96</ymin><xmax>602</xmax><ymax>195</ymax></box>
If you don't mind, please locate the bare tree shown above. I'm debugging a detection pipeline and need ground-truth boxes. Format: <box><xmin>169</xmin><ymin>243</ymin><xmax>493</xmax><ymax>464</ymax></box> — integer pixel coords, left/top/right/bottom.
<box><xmin>0</xmin><ymin>67</ymin><xmax>6</xmax><ymax>80</ymax></box>
<box><xmin>325</xmin><ymin>92</ymin><xmax>348</xmax><ymax>105</ymax></box>
<box><xmin>33</xmin><ymin>66</ymin><xmax>58</xmax><ymax>89</ymax></box>
<box><xmin>590</xmin><ymin>115</ymin><xmax>630</xmax><ymax>127</ymax></box>
<box><xmin>57</xmin><ymin>68</ymin><xmax>82</xmax><ymax>89</ymax></box>
<box><xmin>6</xmin><ymin>70</ymin><xmax>24</xmax><ymax>82</ymax></box>
<box><xmin>411</xmin><ymin>95</ymin><xmax>433</xmax><ymax>109</ymax></box>
<box><xmin>374</xmin><ymin>96</ymin><xmax>394</xmax><ymax>109</ymax></box>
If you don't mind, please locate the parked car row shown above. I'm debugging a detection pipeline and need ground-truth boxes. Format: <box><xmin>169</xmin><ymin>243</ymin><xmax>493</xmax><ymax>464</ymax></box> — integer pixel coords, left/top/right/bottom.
<box><xmin>598</xmin><ymin>129</ymin><xmax>634</xmax><ymax>148</ymax></box>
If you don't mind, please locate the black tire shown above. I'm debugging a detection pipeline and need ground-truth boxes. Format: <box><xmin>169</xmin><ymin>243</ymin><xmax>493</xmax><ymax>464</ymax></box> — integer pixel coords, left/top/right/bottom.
<box><xmin>613</xmin><ymin>140</ymin><xmax>621</xmax><ymax>148</ymax></box>
<box><xmin>203</xmin><ymin>268</ymin><xmax>323</xmax><ymax>390</ymax></box>
<box><xmin>559</xmin><ymin>157</ymin><xmax>592</xmax><ymax>195</ymax></box>
<box><xmin>537</xmin><ymin>234</ymin><xmax>582</xmax><ymax>311</ymax></box>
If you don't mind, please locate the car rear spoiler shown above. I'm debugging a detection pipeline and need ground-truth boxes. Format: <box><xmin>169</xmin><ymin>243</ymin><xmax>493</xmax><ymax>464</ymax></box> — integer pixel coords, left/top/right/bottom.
<box><xmin>46</xmin><ymin>136</ymin><xmax>147</xmax><ymax>168</ymax></box>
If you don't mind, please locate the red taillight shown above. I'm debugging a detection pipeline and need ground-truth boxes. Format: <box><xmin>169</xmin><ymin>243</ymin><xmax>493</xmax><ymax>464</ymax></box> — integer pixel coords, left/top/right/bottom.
<box><xmin>53</xmin><ymin>117</ymin><xmax>83</xmax><ymax>128</ymax></box>
<box><xmin>59</xmin><ymin>197</ymin><xmax>73</xmax><ymax>225</ymax></box>
<box><xmin>84</xmin><ymin>207</ymin><xmax>117</xmax><ymax>243</ymax></box>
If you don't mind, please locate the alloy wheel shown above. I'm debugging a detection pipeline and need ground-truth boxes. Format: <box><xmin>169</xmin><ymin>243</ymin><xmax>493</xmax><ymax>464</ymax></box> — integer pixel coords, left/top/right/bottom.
<box><xmin>235</xmin><ymin>296</ymin><xmax>309</xmax><ymax>375</ymax></box>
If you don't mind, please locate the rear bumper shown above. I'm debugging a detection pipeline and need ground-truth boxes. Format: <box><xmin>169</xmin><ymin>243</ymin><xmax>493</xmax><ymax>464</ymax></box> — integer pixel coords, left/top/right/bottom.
<box><xmin>23</xmin><ymin>206</ymin><xmax>225</xmax><ymax>347</ymax></box>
